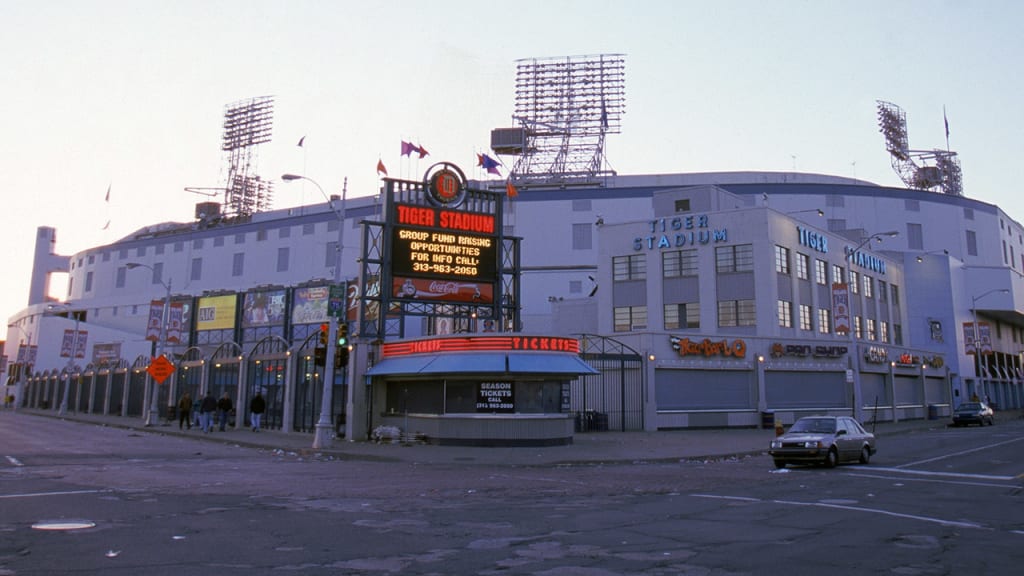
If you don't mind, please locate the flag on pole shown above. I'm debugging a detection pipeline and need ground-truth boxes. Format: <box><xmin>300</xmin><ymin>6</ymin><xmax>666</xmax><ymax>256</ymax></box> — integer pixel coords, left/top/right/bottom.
<box><xmin>943</xmin><ymin>107</ymin><xmax>950</xmax><ymax>139</ymax></box>
<box><xmin>401</xmin><ymin>141</ymin><xmax>417</xmax><ymax>156</ymax></box>
<box><xmin>505</xmin><ymin>179</ymin><xmax>518</xmax><ymax>198</ymax></box>
<box><xmin>104</xmin><ymin>183</ymin><xmax>111</xmax><ymax>203</ymax></box>
<box><xmin>376</xmin><ymin>159</ymin><xmax>388</xmax><ymax>176</ymax></box>
<box><xmin>477</xmin><ymin>153</ymin><xmax>501</xmax><ymax>175</ymax></box>
<box><xmin>416</xmin><ymin>144</ymin><xmax>429</xmax><ymax>159</ymax></box>
<box><xmin>297</xmin><ymin>135</ymin><xmax>306</xmax><ymax>147</ymax></box>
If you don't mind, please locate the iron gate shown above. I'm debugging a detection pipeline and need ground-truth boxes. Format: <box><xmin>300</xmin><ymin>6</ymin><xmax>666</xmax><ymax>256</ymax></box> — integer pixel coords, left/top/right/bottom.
<box><xmin>571</xmin><ymin>334</ymin><xmax>644</xmax><ymax>431</ymax></box>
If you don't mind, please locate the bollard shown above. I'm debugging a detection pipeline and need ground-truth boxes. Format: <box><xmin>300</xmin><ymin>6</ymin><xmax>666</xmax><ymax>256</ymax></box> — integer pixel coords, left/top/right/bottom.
<box><xmin>774</xmin><ymin>415</ymin><xmax>784</xmax><ymax>437</ymax></box>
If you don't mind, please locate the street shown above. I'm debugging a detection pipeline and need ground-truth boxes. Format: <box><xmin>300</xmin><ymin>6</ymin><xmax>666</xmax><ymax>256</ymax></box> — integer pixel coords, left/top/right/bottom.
<box><xmin>1</xmin><ymin>411</ymin><xmax>1022</xmax><ymax>575</ymax></box>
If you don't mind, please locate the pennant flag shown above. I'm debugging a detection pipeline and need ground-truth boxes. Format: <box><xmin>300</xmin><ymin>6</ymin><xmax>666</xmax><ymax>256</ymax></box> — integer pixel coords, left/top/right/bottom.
<box><xmin>104</xmin><ymin>183</ymin><xmax>111</xmax><ymax>203</ymax></box>
<box><xmin>376</xmin><ymin>159</ymin><xmax>388</xmax><ymax>176</ymax></box>
<box><xmin>505</xmin><ymin>179</ymin><xmax>518</xmax><ymax>198</ymax></box>
<box><xmin>943</xmin><ymin>106</ymin><xmax>950</xmax><ymax>139</ymax></box>
<box><xmin>401</xmin><ymin>141</ymin><xmax>417</xmax><ymax>156</ymax></box>
<box><xmin>101</xmin><ymin>220</ymin><xmax>110</xmax><ymax>230</ymax></box>
<box><xmin>297</xmin><ymin>135</ymin><xmax>306</xmax><ymax>147</ymax></box>
<box><xmin>477</xmin><ymin>153</ymin><xmax>501</xmax><ymax>175</ymax></box>
<box><xmin>417</xmin><ymin>143</ymin><xmax>429</xmax><ymax>159</ymax></box>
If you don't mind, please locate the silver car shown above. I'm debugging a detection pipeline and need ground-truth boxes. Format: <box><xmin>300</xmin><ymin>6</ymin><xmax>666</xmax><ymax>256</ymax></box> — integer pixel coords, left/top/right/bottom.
<box><xmin>769</xmin><ymin>415</ymin><xmax>876</xmax><ymax>469</ymax></box>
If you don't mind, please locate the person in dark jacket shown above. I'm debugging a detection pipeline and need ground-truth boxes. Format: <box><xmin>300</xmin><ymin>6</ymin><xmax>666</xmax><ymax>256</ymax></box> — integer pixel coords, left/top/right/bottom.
<box><xmin>177</xmin><ymin>392</ymin><xmax>192</xmax><ymax>430</ymax></box>
<box><xmin>250</xmin><ymin>392</ymin><xmax>266</xmax><ymax>432</ymax></box>
<box><xmin>199</xmin><ymin>392</ymin><xmax>217</xmax><ymax>433</ymax></box>
<box><xmin>216</xmin><ymin>392</ymin><xmax>233</xmax><ymax>431</ymax></box>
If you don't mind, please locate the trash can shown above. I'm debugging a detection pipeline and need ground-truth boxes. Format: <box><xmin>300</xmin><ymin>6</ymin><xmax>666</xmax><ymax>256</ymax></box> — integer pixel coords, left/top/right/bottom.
<box><xmin>761</xmin><ymin>410</ymin><xmax>775</xmax><ymax>429</ymax></box>
<box><xmin>927</xmin><ymin>404</ymin><xmax>938</xmax><ymax>420</ymax></box>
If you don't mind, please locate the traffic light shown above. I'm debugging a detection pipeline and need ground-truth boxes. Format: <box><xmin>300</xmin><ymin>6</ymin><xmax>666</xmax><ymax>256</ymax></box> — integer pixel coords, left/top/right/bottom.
<box><xmin>314</xmin><ymin>323</ymin><xmax>328</xmax><ymax>366</ymax></box>
<box><xmin>318</xmin><ymin>323</ymin><xmax>329</xmax><ymax>347</ymax></box>
<box><xmin>335</xmin><ymin>322</ymin><xmax>350</xmax><ymax>369</ymax></box>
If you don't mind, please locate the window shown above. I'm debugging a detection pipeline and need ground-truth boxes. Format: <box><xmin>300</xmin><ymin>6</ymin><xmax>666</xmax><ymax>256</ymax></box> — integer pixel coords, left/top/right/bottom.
<box><xmin>235</xmin><ymin>233</ymin><xmax>246</xmax><ymax>245</ymax></box>
<box><xmin>818</xmin><ymin>308</ymin><xmax>832</xmax><ymax>334</ymax></box>
<box><xmin>854</xmin><ymin>316</ymin><xmax>862</xmax><ymax>339</ymax></box>
<box><xmin>192</xmin><ymin>239</ymin><xmax>203</xmax><ymax>249</ymax></box>
<box><xmin>257</xmin><ymin>229</ymin><xmax>267</xmax><ymax>241</ymax></box>
<box><xmin>152</xmin><ymin>262</ymin><xmax>164</xmax><ymax>285</ymax></box>
<box><xmin>906</xmin><ymin>223</ymin><xmax>923</xmax><ymax>250</ymax></box>
<box><xmin>894</xmin><ymin>323</ymin><xmax>903</xmax><ymax>345</ymax></box>
<box><xmin>663</xmin><ymin>249</ymin><xmax>698</xmax><ymax>277</ymax></box>
<box><xmin>675</xmin><ymin>199</ymin><xmax>691</xmax><ymax>212</ymax></box>
<box><xmin>84</xmin><ymin>271</ymin><xmax>93</xmax><ymax>292</ymax></box>
<box><xmin>775</xmin><ymin>245</ymin><xmax>790</xmax><ymax>274</ymax></box>
<box><xmin>137</xmin><ymin>246</ymin><xmax>146</xmax><ymax>257</ymax></box>
<box><xmin>905</xmin><ymin>199</ymin><xmax>920</xmax><ymax>211</ymax></box>
<box><xmin>327</xmin><ymin>220</ymin><xmax>339</xmax><ymax>232</ymax></box>
<box><xmin>964</xmin><ymin>207</ymin><xmax>974</xmax><ymax>220</ymax></box>
<box><xmin>276</xmin><ymin>247</ymin><xmax>290</xmax><ymax>272</ymax></box>
<box><xmin>572</xmin><ymin>223</ymin><xmax>593</xmax><ymax>250</ymax></box>
<box><xmin>815</xmin><ymin>259</ymin><xmax>827</xmax><ymax>285</ymax></box>
<box><xmin>796</xmin><ymin>253</ymin><xmax>809</xmax><ymax>280</ymax></box>
<box><xmin>826</xmin><ymin>195</ymin><xmax>845</xmax><ymax>207</ymax></box>
<box><xmin>880</xmin><ymin>321</ymin><xmax>889</xmax><ymax>343</ymax></box>
<box><xmin>863</xmin><ymin>275</ymin><xmax>873</xmax><ymax>298</ymax></box>
<box><xmin>613</xmin><ymin>306</ymin><xmax>647</xmax><ymax>332</ymax></box>
<box><xmin>613</xmin><ymin>254</ymin><xmax>646</xmax><ymax>281</ymax></box>
<box><xmin>891</xmin><ymin>284</ymin><xmax>900</xmax><ymax>307</ymax></box>
<box><xmin>303</xmin><ymin>223</ymin><xmax>315</xmax><ymax>235</ymax></box>
<box><xmin>115</xmin><ymin>266</ymin><xmax>126</xmax><ymax>288</ymax></box>
<box><xmin>174</xmin><ymin>242</ymin><xmax>183</xmax><ymax>253</ymax></box>
<box><xmin>571</xmin><ymin>199</ymin><xmax>591</xmax><ymax>211</ymax></box>
<box><xmin>190</xmin><ymin>257</ymin><xmax>202</xmax><ymax>281</ymax></box>
<box><xmin>665</xmin><ymin>303</ymin><xmax>700</xmax><ymax>329</ymax></box>
<box><xmin>716</xmin><ymin>244</ymin><xmax>754</xmax><ymax>273</ymax></box>
<box><xmin>878</xmin><ymin>280</ymin><xmax>887</xmax><ymax>303</ymax></box>
<box><xmin>214</xmin><ymin>236</ymin><xmax>224</xmax><ymax>247</ymax></box>
<box><xmin>232</xmin><ymin>253</ymin><xmax>244</xmax><ymax>277</ymax></box>
<box><xmin>866</xmin><ymin>318</ymin><xmax>877</xmax><ymax>341</ymax></box>
<box><xmin>799</xmin><ymin>304</ymin><xmax>812</xmax><ymax>331</ymax></box>
<box><xmin>719</xmin><ymin>300</ymin><xmax>756</xmax><ymax>327</ymax></box>
<box><xmin>849</xmin><ymin>270</ymin><xmax>859</xmax><ymax>294</ymax></box>
<box><xmin>777</xmin><ymin>300</ymin><xmax>792</xmax><ymax>328</ymax></box>
<box><xmin>87</xmin><ymin>254</ymin><xmax>95</xmax><ymax>264</ymax></box>
<box><xmin>966</xmin><ymin>230</ymin><xmax>977</xmax><ymax>256</ymax></box>
<box><xmin>569</xmin><ymin>280</ymin><xmax>582</xmax><ymax>294</ymax></box>
<box><xmin>279</xmin><ymin>226</ymin><xmax>291</xmax><ymax>239</ymax></box>
<box><xmin>832</xmin><ymin>264</ymin><xmax>843</xmax><ymax>284</ymax></box>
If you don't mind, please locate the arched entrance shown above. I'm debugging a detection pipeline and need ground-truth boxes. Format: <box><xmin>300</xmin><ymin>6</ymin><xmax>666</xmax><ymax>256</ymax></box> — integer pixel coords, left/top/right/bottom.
<box><xmin>573</xmin><ymin>334</ymin><xmax>645</xmax><ymax>432</ymax></box>
<box><xmin>245</xmin><ymin>336</ymin><xmax>290</xmax><ymax>432</ymax></box>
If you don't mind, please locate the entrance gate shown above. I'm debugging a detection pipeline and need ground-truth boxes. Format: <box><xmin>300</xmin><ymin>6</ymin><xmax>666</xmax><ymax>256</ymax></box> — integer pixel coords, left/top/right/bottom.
<box><xmin>571</xmin><ymin>334</ymin><xmax>645</xmax><ymax>431</ymax></box>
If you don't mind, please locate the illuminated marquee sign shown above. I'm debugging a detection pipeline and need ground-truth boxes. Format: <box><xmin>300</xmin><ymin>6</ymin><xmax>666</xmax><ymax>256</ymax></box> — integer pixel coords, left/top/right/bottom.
<box><xmin>391</xmin><ymin>225</ymin><xmax>497</xmax><ymax>280</ymax></box>
<box><xmin>670</xmin><ymin>335</ymin><xmax>747</xmax><ymax>358</ymax></box>
<box><xmin>381</xmin><ymin>335</ymin><xmax>581</xmax><ymax>358</ymax></box>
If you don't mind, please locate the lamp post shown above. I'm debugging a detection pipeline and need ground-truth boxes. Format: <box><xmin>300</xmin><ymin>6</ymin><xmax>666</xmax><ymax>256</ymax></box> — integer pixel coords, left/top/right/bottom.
<box><xmin>843</xmin><ymin>230</ymin><xmax>898</xmax><ymax>421</ymax></box>
<box><xmin>970</xmin><ymin>288</ymin><xmax>1009</xmax><ymax>399</ymax></box>
<box><xmin>126</xmin><ymin>262</ymin><xmax>172</xmax><ymax>427</ymax></box>
<box><xmin>282</xmin><ymin>173</ymin><xmax>345</xmax><ymax>449</ymax></box>
<box><xmin>46</xmin><ymin>302</ymin><xmax>83</xmax><ymax>417</ymax></box>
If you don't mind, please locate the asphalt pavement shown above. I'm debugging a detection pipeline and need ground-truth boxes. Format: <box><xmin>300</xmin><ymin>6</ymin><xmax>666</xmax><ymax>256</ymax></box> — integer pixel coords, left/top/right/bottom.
<box><xmin>10</xmin><ymin>407</ymin><xmax>1022</xmax><ymax>467</ymax></box>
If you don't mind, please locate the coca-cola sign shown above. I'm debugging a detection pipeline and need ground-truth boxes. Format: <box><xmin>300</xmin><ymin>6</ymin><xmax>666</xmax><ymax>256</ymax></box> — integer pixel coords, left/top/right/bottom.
<box><xmin>392</xmin><ymin>276</ymin><xmax>494</xmax><ymax>304</ymax></box>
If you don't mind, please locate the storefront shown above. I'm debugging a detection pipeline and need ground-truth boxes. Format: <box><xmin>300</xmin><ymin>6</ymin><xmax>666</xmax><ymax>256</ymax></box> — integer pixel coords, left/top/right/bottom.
<box><xmin>365</xmin><ymin>335</ymin><xmax>598</xmax><ymax>446</ymax></box>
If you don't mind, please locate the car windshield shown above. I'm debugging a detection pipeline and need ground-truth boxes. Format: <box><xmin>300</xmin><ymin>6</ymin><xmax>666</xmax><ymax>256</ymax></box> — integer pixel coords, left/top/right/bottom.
<box><xmin>958</xmin><ymin>403</ymin><xmax>981</xmax><ymax>411</ymax></box>
<box><xmin>789</xmin><ymin>418</ymin><xmax>835</xmax><ymax>434</ymax></box>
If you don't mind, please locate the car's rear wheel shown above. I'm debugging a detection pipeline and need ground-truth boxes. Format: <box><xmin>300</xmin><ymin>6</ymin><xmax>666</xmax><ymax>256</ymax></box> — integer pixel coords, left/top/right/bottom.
<box><xmin>773</xmin><ymin>459</ymin><xmax>787</xmax><ymax>469</ymax></box>
<box><xmin>859</xmin><ymin>446</ymin><xmax>871</xmax><ymax>464</ymax></box>
<box><xmin>823</xmin><ymin>448</ymin><xmax>838</xmax><ymax>468</ymax></box>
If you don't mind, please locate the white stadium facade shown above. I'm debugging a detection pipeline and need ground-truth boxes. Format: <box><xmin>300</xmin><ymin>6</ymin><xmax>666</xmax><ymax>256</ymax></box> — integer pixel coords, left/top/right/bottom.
<box><xmin>5</xmin><ymin>169</ymin><xmax>1023</xmax><ymax>438</ymax></box>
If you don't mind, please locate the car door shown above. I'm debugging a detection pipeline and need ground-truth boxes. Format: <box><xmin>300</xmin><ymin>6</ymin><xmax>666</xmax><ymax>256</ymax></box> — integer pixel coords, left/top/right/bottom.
<box><xmin>835</xmin><ymin>417</ymin><xmax>857</xmax><ymax>461</ymax></box>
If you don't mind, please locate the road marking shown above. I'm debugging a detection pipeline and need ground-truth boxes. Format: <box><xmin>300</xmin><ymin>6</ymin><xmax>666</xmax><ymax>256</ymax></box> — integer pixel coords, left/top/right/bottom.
<box><xmin>860</xmin><ymin>467</ymin><xmax>1016</xmax><ymax>482</ymax></box>
<box><xmin>5</xmin><ymin>456</ymin><xmax>24</xmax><ymax>466</ymax></box>
<box><xmin>692</xmin><ymin>493</ymin><xmax>988</xmax><ymax>530</ymax></box>
<box><xmin>895</xmin><ymin>436</ymin><xmax>1024</xmax><ymax>469</ymax></box>
<box><xmin>845</xmin><ymin>471</ymin><xmax>1013</xmax><ymax>488</ymax></box>
<box><xmin>0</xmin><ymin>489</ymin><xmax>110</xmax><ymax>500</ymax></box>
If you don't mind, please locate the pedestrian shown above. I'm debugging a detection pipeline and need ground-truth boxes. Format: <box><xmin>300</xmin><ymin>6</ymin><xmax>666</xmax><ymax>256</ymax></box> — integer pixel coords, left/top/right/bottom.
<box><xmin>199</xmin><ymin>391</ymin><xmax>217</xmax><ymax>433</ymax></box>
<box><xmin>193</xmin><ymin>395</ymin><xmax>202</xmax><ymax>428</ymax></box>
<box><xmin>217</xmin><ymin>392</ymin><xmax>233</xmax><ymax>431</ymax></box>
<box><xmin>177</xmin><ymin>392</ymin><xmax>192</xmax><ymax>430</ymax></box>
<box><xmin>250</xmin><ymin>391</ymin><xmax>266</xmax><ymax>432</ymax></box>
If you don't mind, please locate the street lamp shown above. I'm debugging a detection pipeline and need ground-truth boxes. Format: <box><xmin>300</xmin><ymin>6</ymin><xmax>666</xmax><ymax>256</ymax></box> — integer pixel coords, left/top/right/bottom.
<box><xmin>282</xmin><ymin>173</ymin><xmax>346</xmax><ymax>449</ymax></box>
<box><xmin>843</xmin><ymin>230</ymin><xmax>898</xmax><ymax>421</ymax></box>
<box><xmin>970</xmin><ymin>288</ymin><xmax>1010</xmax><ymax>396</ymax></box>
<box><xmin>45</xmin><ymin>302</ymin><xmax>84</xmax><ymax>417</ymax></box>
<box><xmin>126</xmin><ymin>262</ymin><xmax>172</xmax><ymax>427</ymax></box>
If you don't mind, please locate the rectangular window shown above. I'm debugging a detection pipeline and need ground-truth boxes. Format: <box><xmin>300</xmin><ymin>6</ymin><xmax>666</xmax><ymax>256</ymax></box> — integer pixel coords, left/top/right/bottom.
<box><xmin>613</xmin><ymin>306</ymin><xmax>647</xmax><ymax>332</ymax></box>
<box><xmin>664</xmin><ymin>303</ymin><xmax>699</xmax><ymax>329</ymax></box>
<box><xmin>799</xmin><ymin>304</ymin><xmax>812</xmax><ymax>331</ymax></box>
<box><xmin>796</xmin><ymin>253</ymin><xmax>809</xmax><ymax>280</ymax></box>
<box><xmin>279</xmin><ymin>226</ymin><xmax>291</xmax><ymax>239</ymax></box>
<box><xmin>235</xmin><ymin>233</ymin><xmax>246</xmax><ymax>244</ymax></box>
<box><xmin>966</xmin><ymin>230</ymin><xmax>977</xmax><ymax>256</ymax></box>
<box><xmin>818</xmin><ymin>308</ymin><xmax>832</xmax><ymax>334</ymax></box>
<box><xmin>826</xmin><ymin>195</ymin><xmax>845</xmax><ymax>207</ymax></box>
<box><xmin>572</xmin><ymin>223</ymin><xmax>593</xmax><ymax>250</ymax></box>
<box><xmin>880</xmin><ymin>321</ymin><xmax>889</xmax><ymax>343</ymax></box>
<box><xmin>85</xmin><ymin>271</ymin><xmax>94</xmax><ymax>292</ymax></box>
<box><xmin>849</xmin><ymin>271</ymin><xmax>859</xmax><ymax>294</ymax></box>
<box><xmin>115</xmin><ymin>266</ymin><xmax>126</xmax><ymax>288</ymax></box>
<box><xmin>571</xmin><ymin>199</ymin><xmax>591</xmax><ymax>211</ymax></box>
<box><xmin>775</xmin><ymin>245</ymin><xmax>790</xmax><ymax>274</ymax></box>
<box><xmin>192</xmin><ymin>239</ymin><xmax>203</xmax><ymax>249</ymax></box>
<box><xmin>964</xmin><ymin>207</ymin><xmax>974</xmax><ymax>220</ymax></box>
<box><xmin>894</xmin><ymin>323</ymin><xmax>903</xmax><ymax>345</ymax></box>
<box><xmin>905</xmin><ymin>199</ymin><xmax>920</xmax><ymax>211</ymax></box>
<box><xmin>136</xmin><ymin>246</ymin><xmax>146</xmax><ymax>257</ymax></box>
<box><xmin>863</xmin><ymin>275</ymin><xmax>873</xmax><ymax>298</ymax></box>
<box><xmin>832</xmin><ymin>264</ymin><xmax>843</xmax><ymax>284</ymax></box>
<box><xmin>174</xmin><ymin>242</ymin><xmax>183</xmax><ymax>253</ymax></box>
<box><xmin>675</xmin><ymin>198</ymin><xmax>691</xmax><ymax>212</ymax></box>
<box><xmin>878</xmin><ymin>280</ymin><xmax>887</xmax><ymax>303</ymax></box>
<box><xmin>152</xmin><ymin>262</ymin><xmax>164</xmax><ymax>285</ymax></box>
<box><xmin>815</xmin><ymin>259</ymin><xmax>827</xmax><ymax>285</ymax></box>
<box><xmin>303</xmin><ymin>223</ymin><xmax>315</xmax><ymax>235</ymax></box>
<box><xmin>613</xmin><ymin>254</ymin><xmax>646</xmax><ymax>281</ymax></box>
<box><xmin>716</xmin><ymin>244</ymin><xmax>754</xmax><ymax>273</ymax></box>
<box><xmin>854</xmin><ymin>316</ymin><xmax>862</xmax><ymax>339</ymax></box>
<box><xmin>663</xmin><ymin>249</ymin><xmax>698</xmax><ymax>277</ymax></box>
<box><xmin>866</xmin><ymin>318</ymin><xmax>877</xmax><ymax>341</ymax></box>
<box><xmin>569</xmin><ymin>280</ymin><xmax>582</xmax><ymax>294</ymax></box>
<box><xmin>891</xmin><ymin>284</ymin><xmax>900</xmax><ymax>307</ymax></box>
<box><xmin>907</xmin><ymin>222</ymin><xmax>923</xmax><ymax>250</ymax></box>
<box><xmin>718</xmin><ymin>300</ymin><xmax>756</xmax><ymax>327</ymax></box>
<box><xmin>191</xmin><ymin>257</ymin><xmax>202</xmax><ymax>281</ymax></box>
<box><xmin>276</xmin><ymin>247</ymin><xmax>290</xmax><ymax>272</ymax></box>
<box><xmin>777</xmin><ymin>300</ymin><xmax>792</xmax><ymax>328</ymax></box>
<box><xmin>257</xmin><ymin>229</ymin><xmax>267</xmax><ymax>241</ymax></box>
<box><xmin>232</xmin><ymin>253</ymin><xmax>244</xmax><ymax>277</ymax></box>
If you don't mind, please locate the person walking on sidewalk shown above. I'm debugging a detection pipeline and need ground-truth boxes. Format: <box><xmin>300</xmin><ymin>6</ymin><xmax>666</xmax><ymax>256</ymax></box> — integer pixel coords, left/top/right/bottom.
<box><xmin>217</xmin><ymin>392</ymin><xmax>233</xmax><ymax>432</ymax></box>
<box><xmin>177</xmin><ymin>392</ymin><xmax>192</xmax><ymax>430</ymax></box>
<box><xmin>250</xmin><ymin>392</ymin><xmax>266</xmax><ymax>432</ymax></box>
<box><xmin>199</xmin><ymin>391</ymin><xmax>217</xmax><ymax>433</ymax></box>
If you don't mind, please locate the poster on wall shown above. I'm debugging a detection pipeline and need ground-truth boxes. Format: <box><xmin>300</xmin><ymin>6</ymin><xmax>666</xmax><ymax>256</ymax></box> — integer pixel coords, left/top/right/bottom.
<box><xmin>196</xmin><ymin>294</ymin><xmax>238</xmax><ymax>331</ymax></box>
<box><xmin>476</xmin><ymin>381</ymin><xmax>514</xmax><ymax>413</ymax></box>
<box><xmin>243</xmin><ymin>289</ymin><xmax>287</xmax><ymax>327</ymax></box>
<box><xmin>291</xmin><ymin>286</ymin><xmax>329</xmax><ymax>324</ymax></box>
<box><xmin>832</xmin><ymin>283</ymin><xmax>850</xmax><ymax>335</ymax></box>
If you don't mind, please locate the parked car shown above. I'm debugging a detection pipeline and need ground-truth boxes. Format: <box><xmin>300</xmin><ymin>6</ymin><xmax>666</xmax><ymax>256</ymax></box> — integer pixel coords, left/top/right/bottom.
<box><xmin>769</xmin><ymin>415</ymin><xmax>876</xmax><ymax>469</ymax></box>
<box><xmin>951</xmin><ymin>402</ymin><xmax>994</xmax><ymax>427</ymax></box>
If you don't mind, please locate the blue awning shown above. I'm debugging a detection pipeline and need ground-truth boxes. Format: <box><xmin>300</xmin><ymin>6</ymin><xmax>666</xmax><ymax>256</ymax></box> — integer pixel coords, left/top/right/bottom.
<box><xmin>365</xmin><ymin>352</ymin><xmax>598</xmax><ymax>377</ymax></box>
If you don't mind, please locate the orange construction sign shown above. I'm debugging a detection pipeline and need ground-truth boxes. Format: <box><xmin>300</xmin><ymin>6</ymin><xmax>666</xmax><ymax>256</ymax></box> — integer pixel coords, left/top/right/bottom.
<box><xmin>147</xmin><ymin>355</ymin><xmax>175</xmax><ymax>384</ymax></box>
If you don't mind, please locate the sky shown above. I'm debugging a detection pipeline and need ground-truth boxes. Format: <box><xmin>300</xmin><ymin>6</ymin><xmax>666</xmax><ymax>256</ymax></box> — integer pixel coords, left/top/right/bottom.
<box><xmin>3</xmin><ymin>0</ymin><xmax>1024</xmax><ymax>341</ymax></box>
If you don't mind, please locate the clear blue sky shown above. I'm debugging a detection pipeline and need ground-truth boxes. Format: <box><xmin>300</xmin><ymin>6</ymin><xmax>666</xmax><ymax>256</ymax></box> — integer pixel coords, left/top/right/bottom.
<box><xmin>3</xmin><ymin>0</ymin><xmax>1023</xmax><ymax>340</ymax></box>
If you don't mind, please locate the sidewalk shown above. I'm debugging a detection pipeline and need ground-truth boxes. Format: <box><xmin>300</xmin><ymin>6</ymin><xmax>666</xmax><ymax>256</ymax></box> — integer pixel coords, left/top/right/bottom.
<box><xmin>15</xmin><ymin>408</ymin><xmax>1016</xmax><ymax>468</ymax></box>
